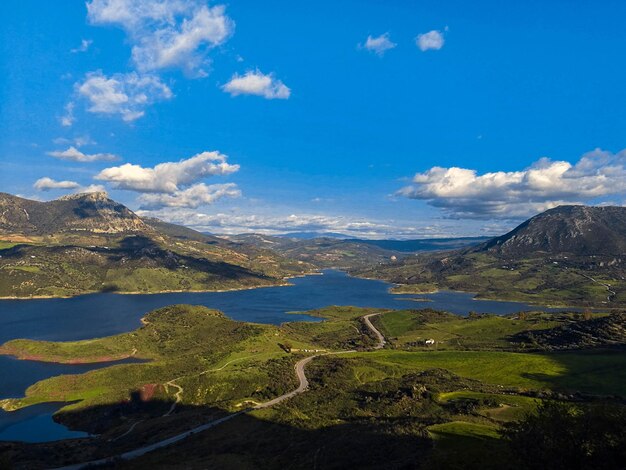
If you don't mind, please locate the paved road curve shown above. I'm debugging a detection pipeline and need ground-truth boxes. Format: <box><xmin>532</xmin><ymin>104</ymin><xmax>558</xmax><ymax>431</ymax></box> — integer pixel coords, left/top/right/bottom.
<box><xmin>53</xmin><ymin>312</ymin><xmax>386</xmax><ymax>469</ymax></box>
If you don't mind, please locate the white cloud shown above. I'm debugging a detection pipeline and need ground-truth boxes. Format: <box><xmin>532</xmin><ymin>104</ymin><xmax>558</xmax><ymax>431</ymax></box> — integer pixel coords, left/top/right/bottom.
<box><xmin>79</xmin><ymin>184</ymin><xmax>108</xmax><ymax>194</ymax></box>
<box><xmin>61</xmin><ymin>102</ymin><xmax>75</xmax><ymax>127</ymax></box>
<box><xmin>138</xmin><ymin>182</ymin><xmax>240</xmax><ymax>208</ymax></box>
<box><xmin>76</xmin><ymin>71</ymin><xmax>172</xmax><ymax>122</ymax></box>
<box><xmin>361</xmin><ymin>33</ymin><xmax>396</xmax><ymax>56</ymax></box>
<box><xmin>222</xmin><ymin>70</ymin><xmax>290</xmax><ymax>99</ymax></box>
<box><xmin>53</xmin><ymin>136</ymin><xmax>96</xmax><ymax>147</ymax></box>
<box><xmin>95</xmin><ymin>151</ymin><xmax>239</xmax><ymax>192</ymax></box>
<box><xmin>71</xmin><ymin>39</ymin><xmax>93</xmax><ymax>53</ymax></box>
<box><xmin>33</xmin><ymin>177</ymin><xmax>107</xmax><ymax>194</ymax></box>
<box><xmin>86</xmin><ymin>0</ymin><xmax>233</xmax><ymax>76</ymax></box>
<box><xmin>47</xmin><ymin>146</ymin><xmax>119</xmax><ymax>162</ymax></box>
<box><xmin>398</xmin><ymin>148</ymin><xmax>626</xmax><ymax>219</ymax></box>
<box><xmin>135</xmin><ymin>207</ymin><xmax>470</xmax><ymax>239</ymax></box>
<box><xmin>34</xmin><ymin>177</ymin><xmax>81</xmax><ymax>191</ymax></box>
<box><xmin>416</xmin><ymin>30</ymin><xmax>445</xmax><ymax>51</ymax></box>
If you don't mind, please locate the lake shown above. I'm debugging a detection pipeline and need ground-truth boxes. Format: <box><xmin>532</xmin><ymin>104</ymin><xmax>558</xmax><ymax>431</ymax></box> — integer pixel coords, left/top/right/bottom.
<box><xmin>0</xmin><ymin>269</ymin><xmax>569</xmax><ymax>442</ymax></box>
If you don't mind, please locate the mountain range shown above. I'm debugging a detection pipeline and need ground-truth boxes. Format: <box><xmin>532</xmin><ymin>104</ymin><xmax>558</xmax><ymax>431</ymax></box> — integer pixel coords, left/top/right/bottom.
<box><xmin>2</xmin><ymin>192</ymin><xmax>625</xmax><ymax>305</ymax></box>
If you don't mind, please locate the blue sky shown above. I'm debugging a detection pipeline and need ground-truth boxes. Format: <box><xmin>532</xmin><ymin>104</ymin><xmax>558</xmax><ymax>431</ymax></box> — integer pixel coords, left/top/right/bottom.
<box><xmin>2</xmin><ymin>0</ymin><xmax>626</xmax><ymax>238</ymax></box>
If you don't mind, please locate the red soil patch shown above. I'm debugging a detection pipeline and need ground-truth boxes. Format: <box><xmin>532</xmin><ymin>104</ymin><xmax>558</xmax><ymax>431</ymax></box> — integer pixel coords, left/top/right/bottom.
<box><xmin>139</xmin><ymin>383</ymin><xmax>160</xmax><ymax>401</ymax></box>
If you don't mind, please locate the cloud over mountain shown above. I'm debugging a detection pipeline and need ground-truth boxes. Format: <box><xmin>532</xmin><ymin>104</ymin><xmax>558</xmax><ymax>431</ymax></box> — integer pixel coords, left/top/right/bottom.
<box><xmin>96</xmin><ymin>151</ymin><xmax>239</xmax><ymax>194</ymax></box>
<box><xmin>399</xmin><ymin>148</ymin><xmax>626</xmax><ymax>218</ymax></box>
<box><xmin>33</xmin><ymin>178</ymin><xmax>106</xmax><ymax>194</ymax></box>
<box><xmin>138</xmin><ymin>182</ymin><xmax>240</xmax><ymax>209</ymax></box>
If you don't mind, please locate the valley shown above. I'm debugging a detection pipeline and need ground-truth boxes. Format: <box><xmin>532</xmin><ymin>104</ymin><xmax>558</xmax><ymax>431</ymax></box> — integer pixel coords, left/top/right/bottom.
<box><xmin>0</xmin><ymin>195</ymin><xmax>625</xmax><ymax>469</ymax></box>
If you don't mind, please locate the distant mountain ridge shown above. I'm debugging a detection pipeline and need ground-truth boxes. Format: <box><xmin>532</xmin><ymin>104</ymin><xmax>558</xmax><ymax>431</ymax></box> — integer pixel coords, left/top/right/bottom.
<box><xmin>225</xmin><ymin>233</ymin><xmax>488</xmax><ymax>268</ymax></box>
<box><xmin>476</xmin><ymin>205</ymin><xmax>626</xmax><ymax>256</ymax></box>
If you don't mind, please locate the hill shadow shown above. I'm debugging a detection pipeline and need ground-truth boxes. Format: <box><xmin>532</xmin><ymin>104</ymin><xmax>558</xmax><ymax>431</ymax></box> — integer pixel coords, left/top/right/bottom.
<box><xmin>517</xmin><ymin>349</ymin><xmax>626</xmax><ymax>399</ymax></box>
<box><xmin>0</xmin><ymin>396</ymin><xmax>432</xmax><ymax>470</ymax></box>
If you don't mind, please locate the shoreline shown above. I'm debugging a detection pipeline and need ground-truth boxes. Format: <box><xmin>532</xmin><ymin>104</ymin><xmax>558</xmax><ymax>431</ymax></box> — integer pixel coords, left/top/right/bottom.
<box><xmin>388</xmin><ymin>283</ymin><xmax>596</xmax><ymax>310</ymax></box>
<box><xmin>0</xmin><ymin>271</ymin><xmax>322</xmax><ymax>301</ymax></box>
<box><xmin>0</xmin><ymin>269</ymin><xmax>602</xmax><ymax>310</ymax></box>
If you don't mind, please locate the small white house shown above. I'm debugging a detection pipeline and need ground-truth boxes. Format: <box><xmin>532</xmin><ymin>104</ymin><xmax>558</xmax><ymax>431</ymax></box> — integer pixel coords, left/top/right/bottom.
<box><xmin>425</xmin><ymin>339</ymin><xmax>435</xmax><ymax>345</ymax></box>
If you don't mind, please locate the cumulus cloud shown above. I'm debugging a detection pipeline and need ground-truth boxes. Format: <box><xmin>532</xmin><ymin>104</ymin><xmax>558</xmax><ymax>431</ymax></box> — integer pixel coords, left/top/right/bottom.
<box><xmin>34</xmin><ymin>178</ymin><xmax>81</xmax><ymax>191</ymax></box>
<box><xmin>86</xmin><ymin>0</ymin><xmax>233</xmax><ymax>76</ymax></box>
<box><xmin>47</xmin><ymin>146</ymin><xmax>119</xmax><ymax>162</ymax></box>
<box><xmin>416</xmin><ymin>30</ymin><xmax>445</xmax><ymax>51</ymax></box>
<box><xmin>137</xmin><ymin>182</ymin><xmax>240</xmax><ymax>209</ymax></box>
<box><xmin>76</xmin><ymin>71</ymin><xmax>172</xmax><ymax>121</ymax></box>
<box><xmin>222</xmin><ymin>70</ymin><xmax>290</xmax><ymax>99</ymax></box>
<box><xmin>135</xmin><ymin>207</ymin><xmax>469</xmax><ymax>239</ymax></box>
<box><xmin>360</xmin><ymin>33</ymin><xmax>396</xmax><ymax>56</ymax></box>
<box><xmin>79</xmin><ymin>184</ymin><xmax>108</xmax><ymax>194</ymax></box>
<box><xmin>95</xmin><ymin>151</ymin><xmax>239</xmax><ymax>192</ymax></box>
<box><xmin>398</xmin><ymin>148</ymin><xmax>626</xmax><ymax>219</ymax></box>
<box><xmin>71</xmin><ymin>39</ymin><xmax>93</xmax><ymax>53</ymax></box>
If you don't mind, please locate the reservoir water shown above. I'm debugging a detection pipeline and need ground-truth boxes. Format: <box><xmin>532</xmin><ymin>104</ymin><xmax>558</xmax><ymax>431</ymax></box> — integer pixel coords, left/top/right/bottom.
<box><xmin>0</xmin><ymin>270</ymin><xmax>569</xmax><ymax>442</ymax></box>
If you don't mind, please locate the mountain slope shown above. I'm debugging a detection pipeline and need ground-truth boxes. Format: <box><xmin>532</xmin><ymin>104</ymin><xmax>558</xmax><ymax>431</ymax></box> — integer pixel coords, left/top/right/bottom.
<box><xmin>478</xmin><ymin>205</ymin><xmax>626</xmax><ymax>256</ymax></box>
<box><xmin>0</xmin><ymin>193</ymin><xmax>313</xmax><ymax>298</ymax></box>
<box><xmin>0</xmin><ymin>192</ymin><xmax>150</xmax><ymax>236</ymax></box>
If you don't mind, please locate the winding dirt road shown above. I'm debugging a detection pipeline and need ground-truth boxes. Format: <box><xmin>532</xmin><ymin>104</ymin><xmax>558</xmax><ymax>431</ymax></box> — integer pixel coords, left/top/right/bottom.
<box><xmin>363</xmin><ymin>313</ymin><xmax>386</xmax><ymax>349</ymax></box>
<box><xmin>53</xmin><ymin>312</ymin><xmax>386</xmax><ymax>470</ymax></box>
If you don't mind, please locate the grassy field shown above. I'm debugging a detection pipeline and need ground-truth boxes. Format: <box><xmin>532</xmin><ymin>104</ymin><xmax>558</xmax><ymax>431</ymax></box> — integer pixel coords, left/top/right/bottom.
<box><xmin>0</xmin><ymin>240</ymin><xmax>23</xmax><ymax>250</ymax></box>
<box><xmin>1</xmin><ymin>305</ymin><xmax>624</xmax><ymax>469</ymax></box>
<box><xmin>349</xmin><ymin>349</ymin><xmax>626</xmax><ymax>396</ymax></box>
<box><xmin>372</xmin><ymin>309</ymin><xmax>565</xmax><ymax>350</ymax></box>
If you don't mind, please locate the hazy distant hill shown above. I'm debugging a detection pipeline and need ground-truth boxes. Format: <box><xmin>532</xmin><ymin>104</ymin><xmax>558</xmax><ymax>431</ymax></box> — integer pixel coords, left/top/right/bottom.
<box><xmin>0</xmin><ymin>193</ymin><xmax>313</xmax><ymax>298</ymax></box>
<box><xmin>353</xmin><ymin>205</ymin><xmax>626</xmax><ymax>307</ymax></box>
<box><xmin>225</xmin><ymin>233</ymin><xmax>487</xmax><ymax>269</ymax></box>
